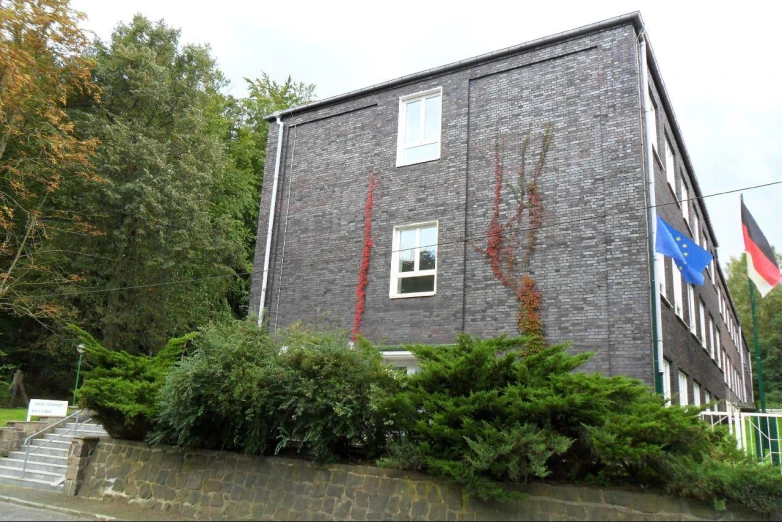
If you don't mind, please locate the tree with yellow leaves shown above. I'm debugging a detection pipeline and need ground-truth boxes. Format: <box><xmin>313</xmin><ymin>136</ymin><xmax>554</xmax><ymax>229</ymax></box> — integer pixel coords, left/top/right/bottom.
<box><xmin>0</xmin><ymin>0</ymin><xmax>99</xmax><ymax>320</ymax></box>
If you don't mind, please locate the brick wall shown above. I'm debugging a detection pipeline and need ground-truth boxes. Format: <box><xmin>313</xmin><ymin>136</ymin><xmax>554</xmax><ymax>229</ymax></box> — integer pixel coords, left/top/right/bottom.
<box><xmin>248</xmin><ymin>21</ymin><xmax>656</xmax><ymax>385</ymax></box>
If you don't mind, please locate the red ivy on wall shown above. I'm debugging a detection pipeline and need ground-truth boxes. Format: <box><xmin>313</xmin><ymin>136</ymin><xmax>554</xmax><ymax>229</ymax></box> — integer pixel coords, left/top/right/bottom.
<box><xmin>352</xmin><ymin>173</ymin><xmax>377</xmax><ymax>341</ymax></box>
<box><xmin>474</xmin><ymin>125</ymin><xmax>552</xmax><ymax>351</ymax></box>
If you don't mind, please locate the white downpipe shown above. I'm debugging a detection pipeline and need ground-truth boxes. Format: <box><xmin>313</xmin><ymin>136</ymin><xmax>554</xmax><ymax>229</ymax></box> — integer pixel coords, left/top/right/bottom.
<box><xmin>639</xmin><ymin>34</ymin><xmax>665</xmax><ymax>384</ymax></box>
<box><xmin>258</xmin><ymin>117</ymin><xmax>285</xmax><ymax>326</ymax></box>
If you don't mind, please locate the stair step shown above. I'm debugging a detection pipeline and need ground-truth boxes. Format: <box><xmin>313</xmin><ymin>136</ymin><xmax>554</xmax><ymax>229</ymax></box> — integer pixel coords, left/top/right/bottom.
<box><xmin>52</xmin><ymin>427</ymin><xmax>108</xmax><ymax>437</ymax></box>
<box><xmin>0</xmin><ymin>473</ymin><xmax>63</xmax><ymax>493</ymax></box>
<box><xmin>17</xmin><ymin>445</ymin><xmax>68</xmax><ymax>458</ymax></box>
<box><xmin>28</xmin><ymin>438</ymin><xmax>71</xmax><ymax>448</ymax></box>
<box><xmin>7</xmin><ymin>451</ymin><xmax>67</xmax><ymax>466</ymax></box>
<box><xmin>0</xmin><ymin>458</ymin><xmax>66</xmax><ymax>472</ymax></box>
<box><xmin>63</xmin><ymin>422</ymin><xmax>104</xmax><ymax>429</ymax></box>
<box><xmin>0</xmin><ymin>465</ymin><xmax>62</xmax><ymax>482</ymax></box>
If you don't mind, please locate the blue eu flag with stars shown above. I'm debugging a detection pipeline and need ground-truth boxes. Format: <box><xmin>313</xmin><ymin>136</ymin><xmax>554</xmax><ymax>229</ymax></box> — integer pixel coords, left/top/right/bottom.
<box><xmin>655</xmin><ymin>216</ymin><xmax>713</xmax><ymax>286</ymax></box>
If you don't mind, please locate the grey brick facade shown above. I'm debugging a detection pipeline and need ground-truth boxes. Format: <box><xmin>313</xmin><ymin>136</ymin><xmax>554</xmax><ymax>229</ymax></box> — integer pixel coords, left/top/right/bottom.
<box><xmin>249</xmin><ymin>13</ymin><xmax>752</xmax><ymax>407</ymax></box>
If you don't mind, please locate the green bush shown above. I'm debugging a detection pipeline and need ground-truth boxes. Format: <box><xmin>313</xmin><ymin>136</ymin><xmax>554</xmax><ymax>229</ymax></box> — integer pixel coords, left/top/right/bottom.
<box><xmin>151</xmin><ymin>320</ymin><xmax>282</xmax><ymax>453</ymax></box>
<box><xmin>68</xmin><ymin>324</ymin><xmax>197</xmax><ymax>440</ymax></box>
<box><xmin>376</xmin><ymin>335</ymin><xmax>726</xmax><ymax>501</ymax></box>
<box><xmin>667</xmin><ymin>456</ymin><xmax>782</xmax><ymax>513</ymax></box>
<box><xmin>153</xmin><ymin>321</ymin><xmax>397</xmax><ymax>462</ymax></box>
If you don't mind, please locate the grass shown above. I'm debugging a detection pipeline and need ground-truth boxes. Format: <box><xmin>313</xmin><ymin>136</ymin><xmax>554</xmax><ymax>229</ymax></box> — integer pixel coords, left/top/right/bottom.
<box><xmin>0</xmin><ymin>408</ymin><xmax>27</xmax><ymax>427</ymax></box>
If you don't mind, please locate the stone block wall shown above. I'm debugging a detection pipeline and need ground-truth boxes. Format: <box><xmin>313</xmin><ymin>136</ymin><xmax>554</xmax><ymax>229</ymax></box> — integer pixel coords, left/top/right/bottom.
<box><xmin>0</xmin><ymin>419</ymin><xmax>58</xmax><ymax>456</ymax></box>
<box><xmin>63</xmin><ymin>436</ymin><xmax>101</xmax><ymax>496</ymax></box>
<box><xmin>74</xmin><ymin>439</ymin><xmax>772</xmax><ymax>521</ymax></box>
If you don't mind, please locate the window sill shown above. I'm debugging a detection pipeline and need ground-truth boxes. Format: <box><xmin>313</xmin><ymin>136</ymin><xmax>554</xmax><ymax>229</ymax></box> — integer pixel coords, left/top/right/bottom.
<box><xmin>396</xmin><ymin>155</ymin><xmax>441</xmax><ymax>168</ymax></box>
<box><xmin>660</xmin><ymin>294</ymin><xmax>672</xmax><ymax>308</ymax></box>
<box><xmin>675</xmin><ymin>312</ymin><xmax>688</xmax><ymax>327</ymax></box>
<box><xmin>653</xmin><ymin>147</ymin><xmax>663</xmax><ymax>168</ymax></box>
<box><xmin>390</xmin><ymin>291</ymin><xmax>436</xmax><ymax>299</ymax></box>
<box><xmin>666</xmin><ymin>180</ymin><xmax>679</xmax><ymax>206</ymax></box>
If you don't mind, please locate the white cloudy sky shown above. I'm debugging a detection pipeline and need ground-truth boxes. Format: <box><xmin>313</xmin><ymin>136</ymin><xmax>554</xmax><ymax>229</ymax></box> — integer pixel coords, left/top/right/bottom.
<box><xmin>71</xmin><ymin>0</ymin><xmax>782</xmax><ymax>269</ymax></box>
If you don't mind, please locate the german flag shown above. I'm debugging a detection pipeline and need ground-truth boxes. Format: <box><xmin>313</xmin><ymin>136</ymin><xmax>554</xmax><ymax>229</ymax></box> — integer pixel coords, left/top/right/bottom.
<box><xmin>742</xmin><ymin>198</ymin><xmax>781</xmax><ymax>297</ymax></box>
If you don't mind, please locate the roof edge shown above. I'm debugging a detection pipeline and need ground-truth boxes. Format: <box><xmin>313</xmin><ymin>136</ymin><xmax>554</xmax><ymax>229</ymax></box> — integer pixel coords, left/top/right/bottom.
<box><xmin>264</xmin><ymin>11</ymin><xmax>643</xmax><ymax>122</ymax></box>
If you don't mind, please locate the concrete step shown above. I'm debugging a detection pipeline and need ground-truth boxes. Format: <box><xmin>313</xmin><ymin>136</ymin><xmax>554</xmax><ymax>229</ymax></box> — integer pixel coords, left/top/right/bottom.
<box><xmin>0</xmin><ymin>473</ymin><xmax>62</xmax><ymax>493</ymax></box>
<box><xmin>63</xmin><ymin>421</ymin><xmax>105</xmax><ymax>430</ymax></box>
<box><xmin>0</xmin><ymin>464</ymin><xmax>63</xmax><ymax>483</ymax></box>
<box><xmin>28</xmin><ymin>438</ymin><xmax>71</xmax><ymax>450</ymax></box>
<box><xmin>6</xmin><ymin>451</ymin><xmax>68</xmax><ymax>466</ymax></box>
<box><xmin>17</xmin><ymin>445</ymin><xmax>68</xmax><ymax>458</ymax></box>
<box><xmin>0</xmin><ymin>458</ymin><xmax>66</xmax><ymax>474</ymax></box>
<box><xmin>52</xmin><ymin>427</ymin><xmax>108</xmax><ymax>438</ymax></box>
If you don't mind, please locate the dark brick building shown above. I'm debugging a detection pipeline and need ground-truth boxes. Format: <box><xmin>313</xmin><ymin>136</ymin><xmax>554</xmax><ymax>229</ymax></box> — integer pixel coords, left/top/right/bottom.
<box><xmin>249</xmin><ymin>12</ymin><xmax>752</xmax><ymax>409</ymax></box>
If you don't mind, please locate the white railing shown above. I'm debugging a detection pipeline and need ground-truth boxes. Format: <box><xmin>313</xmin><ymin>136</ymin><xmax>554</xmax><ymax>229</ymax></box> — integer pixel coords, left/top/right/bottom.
<box><xmin>700</xmin><ymin>410</ymin><xmax>782</xmax><ymax>467</ymax></box>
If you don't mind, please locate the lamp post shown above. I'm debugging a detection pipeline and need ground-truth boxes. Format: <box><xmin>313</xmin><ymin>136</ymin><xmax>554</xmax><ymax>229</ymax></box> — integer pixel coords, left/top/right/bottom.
<box><xmin>73</xmin><ymin>344</ymin><xmax>85</xmax><ymax>406</ymax></box>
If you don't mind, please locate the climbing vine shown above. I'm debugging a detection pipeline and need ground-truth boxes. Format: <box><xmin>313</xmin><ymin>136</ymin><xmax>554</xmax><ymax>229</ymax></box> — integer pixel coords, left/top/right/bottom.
<box><xmin>474</xmin><ymin>124</ymin><xmax>553</xmax><ymax>351</ymax></box>
<box><xmin>352</xmin><ymin>173</ymin><xmax>377</xmax><ymax>340</ymax></box>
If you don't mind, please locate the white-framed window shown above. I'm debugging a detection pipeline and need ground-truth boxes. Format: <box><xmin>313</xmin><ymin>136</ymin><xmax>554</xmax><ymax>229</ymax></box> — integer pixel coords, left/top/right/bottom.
<box><xmin>710</xmin><ymin>256</ymin><xmax>716</xmax><ymax>285</ymax></box>
<box><xmin>725</xmin><ymin>362</ymin><xmax>733</xmax><ymax>390</ymax></box>
<box><xmin>382</xmin><ymin>351</ymin><xmax>420</xmax><ymax>375</ymax></box>
<box><xmin>714</xmin><ymin>329</ymin><xmax>719</xmax><ymax>361</ymax></box>
<box><xmin>657</xmin><ymin>251</ymin><xmax>667</xmax><ymax>300</ymax></box>
<box><xmin>672</xmin><ymin>270</ymin><xmax>683</xmax><ymax>318</ymax></box>
<box><xmin>678</xmin><ymin>371</ymin><xmax>689</xmax><ymax>406</ymax></box>
<box><xmin>704</xmin><ymin>390</ymin><xmax>711</xmax><ymax>411</ymax></box>
<box><xmin>687</xmin><ymin>285</ymin><xmax>696</xmax><ymax>334</ymax></box>
<box><xmin>708</xmin><ymin>315</ymin><xmax>714</xmax><ymax>354</ymax></box>
<box><xmin>693</xmin><ymin>382</ymin><xmax>701</xmax><ymax>407</ymax></box>
<box><xmin>717</xmin><ymin>287</ymin><xmax>723</xmax><ymax>317</ymax></box>
<box><xmin>663</xmin><ymin>359</ymin><xmax>671</xmax><ymax>405</ymax></box>
<box><xmin>692</xmin><ymin>213</ymin><xmax>701</xmax><ymax>247</ymax></box>
<box><xmin>665</xmin><ymin>136</ymin><xmax>676</xmax><ymax>191</ymax></box>
<box><xmin>396</xmin><ymin>88</ymin><xmax>442</xmax><ymax>167</ymax></box>
<box><xmin>390</xmin><ymin>222</ymin><xmax>438</xmax><ymax>298</ymax></box>
<box><xmin>681</xmin><ymin>179</ymin><xmax>690</xmax><ymax>226</ymax></box>
<box><xmin>647</xmin><ymin>88</ymin><xmax>658</xmax><ymax>157</ymax></box>
<box><xmin>699</xmin><ymin>298</ymin><xmax>706</xmax><ymax>348</ymax></box>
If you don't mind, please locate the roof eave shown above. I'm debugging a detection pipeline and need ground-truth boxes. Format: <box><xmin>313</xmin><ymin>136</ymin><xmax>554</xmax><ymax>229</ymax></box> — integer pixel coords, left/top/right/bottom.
<box><xmin>264</xmin><ymin>11</ymin><xmax>644</xmax><ymax>122</ymax></box>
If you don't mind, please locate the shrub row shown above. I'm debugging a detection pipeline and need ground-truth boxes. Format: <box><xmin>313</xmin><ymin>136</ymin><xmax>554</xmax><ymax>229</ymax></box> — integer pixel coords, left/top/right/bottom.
<box><xmin>71</xmin><ymin>320</ymin><xmax>782</xmax><ymax>513</ymax></box>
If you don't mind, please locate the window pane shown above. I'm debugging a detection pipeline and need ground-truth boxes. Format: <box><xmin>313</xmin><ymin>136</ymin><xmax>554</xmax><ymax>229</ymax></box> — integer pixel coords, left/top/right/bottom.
<box><xmin>399</xmin><ymin>229</ymin><xmax>416</xmax><ymax>272</ymax></box>
<box><xmin>403</xmin><ymin>142</ymin><xmax>438</xmax><ymax>164</ymax></box>
<box><xmin>405</xmin><ymin>100</ymin><xmax>421</xmax><ymax>145</ymax></box>
<box><xmin>419</xmin><ymin>226</ymin><xmax>437</xmax><ymax>270</ymax></box>
<box><xmin>399</xmin><ymin>275</ymin><xmax>435</xmax><ymax>294</ymax></box>
<box><xmin>424</xmin><ymin>95</ymin><xmax>441</xmax><ymax>141</ymax></box>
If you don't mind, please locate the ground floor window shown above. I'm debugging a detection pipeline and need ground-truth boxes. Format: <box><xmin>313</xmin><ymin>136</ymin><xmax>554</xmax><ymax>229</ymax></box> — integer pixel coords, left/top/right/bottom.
<box><xmin>390</xmin><ymin>222</ymin><xmax>438</xmax><ymax>298</ymax></box>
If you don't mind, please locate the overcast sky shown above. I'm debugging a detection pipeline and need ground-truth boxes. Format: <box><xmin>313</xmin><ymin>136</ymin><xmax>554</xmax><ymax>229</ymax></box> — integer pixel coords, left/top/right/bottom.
<box><xmin>71</xmin><ymin>0</ymin><xmax>782</xmax><ymax>271</ymax></box>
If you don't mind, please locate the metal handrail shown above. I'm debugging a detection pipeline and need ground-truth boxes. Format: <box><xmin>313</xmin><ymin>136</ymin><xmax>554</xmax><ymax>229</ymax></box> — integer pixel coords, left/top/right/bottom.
<box><xmin>21</xmin><ymin>409</ymin><xmax>85</xmax><ymax>478</ymax></box>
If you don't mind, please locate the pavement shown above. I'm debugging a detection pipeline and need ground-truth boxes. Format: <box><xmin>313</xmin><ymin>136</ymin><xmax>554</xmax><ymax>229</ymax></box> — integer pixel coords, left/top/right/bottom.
<box><xmin>0</xmin><ymin>484</ymin><xmax>190</xmax><ymax>521</ymax></box>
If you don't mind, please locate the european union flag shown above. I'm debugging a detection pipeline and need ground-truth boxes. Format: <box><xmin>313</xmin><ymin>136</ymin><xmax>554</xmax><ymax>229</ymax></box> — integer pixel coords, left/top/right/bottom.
<box><xmin>656</xmin><ymin>216</ymin><xmax>713</xmax><ymax>286</ymax></box>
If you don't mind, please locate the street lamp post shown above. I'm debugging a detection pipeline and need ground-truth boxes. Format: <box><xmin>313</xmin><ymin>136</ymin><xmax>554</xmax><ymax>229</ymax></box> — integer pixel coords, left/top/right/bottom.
<box><xmin>73</xmin><ymin>344</ymin><xmax>85</xmax><ymax>407</ymax></box>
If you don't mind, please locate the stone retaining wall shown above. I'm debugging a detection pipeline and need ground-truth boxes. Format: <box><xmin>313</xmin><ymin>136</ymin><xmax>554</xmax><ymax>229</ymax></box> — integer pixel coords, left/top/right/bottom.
<box><xmin>0</xmin><ymin>418</ymin><xmax>62</xmax><ymax>457</ymax></box>
<box><xmin>75</xmin><ymin>439</ymin><xmax>774</xmax><ymax>521</ymax></box>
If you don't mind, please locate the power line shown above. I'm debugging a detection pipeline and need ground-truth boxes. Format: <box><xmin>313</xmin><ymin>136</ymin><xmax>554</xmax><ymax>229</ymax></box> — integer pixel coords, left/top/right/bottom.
<box><xmin>23</xmin><ymin>178</ymin><xmax>782</xmax><ymax>299</ymax></box>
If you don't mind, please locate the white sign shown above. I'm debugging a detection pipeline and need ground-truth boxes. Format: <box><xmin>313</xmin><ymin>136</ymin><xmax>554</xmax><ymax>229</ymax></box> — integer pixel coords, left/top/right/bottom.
<box><xmin>27</xmin><ymin>399</ymin><xmax>69</xmax><ymax>421</ymax></box>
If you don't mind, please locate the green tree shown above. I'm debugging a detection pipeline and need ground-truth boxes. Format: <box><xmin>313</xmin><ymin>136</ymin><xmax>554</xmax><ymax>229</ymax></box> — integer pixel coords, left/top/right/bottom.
<box><xmin>726</xmin><ymin>252</ymin><xmax>782</xmax><ymax>406</ymax></box>
<box><xmin>63</xmin><ymin>15</ymin><xmax>248</xmax><ymax>353</ymax></box>
<box><xmin>213</xmin><ymin>74</ymin><xmax>315</xmax><ymax>316</ymax></box>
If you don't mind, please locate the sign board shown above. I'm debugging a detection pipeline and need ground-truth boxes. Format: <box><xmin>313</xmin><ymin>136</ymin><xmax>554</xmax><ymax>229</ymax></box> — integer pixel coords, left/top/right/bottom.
<box><xmin>27</xmin><ymin>399</ymin><xmax>69</xmax><ymax>421</ymax></box>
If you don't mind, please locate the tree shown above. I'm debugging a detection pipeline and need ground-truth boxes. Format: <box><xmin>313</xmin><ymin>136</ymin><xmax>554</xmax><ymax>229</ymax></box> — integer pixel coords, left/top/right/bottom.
<box><xmin>61</xmin><ymin>15</ymin><xmax>253</xmax><ymax>353</ymax></box>
<box><xmin>0</xmin><ymin>0</ymin><xmax>99</xmax><ymax>321</ymax></box>
<box><xmin>726</xmin><ymin>252</ymin><xmax>782</xmax><ymax>406</ymax></box>
<box><xmin>218</xmin><ymin>73</ymin><xmax>315</xmax><ymax>316</ymax></box>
